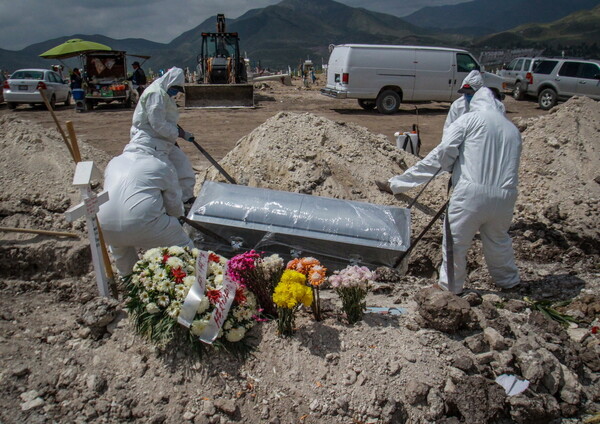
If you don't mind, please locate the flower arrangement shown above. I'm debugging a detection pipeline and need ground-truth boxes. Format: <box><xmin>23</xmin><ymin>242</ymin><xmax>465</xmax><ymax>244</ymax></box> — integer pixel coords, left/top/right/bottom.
<box><xmin>227</xmin><ymin>250</ymin><xmax>284</xmax><ymax>317</ymax></box>
<box><xmin>272</xmin><ymin>269</ymin><xmax>313</xmax><ymax>336</ymax></box>
<box><xmin>125</xmin><ymin>247</ymin><xmax>258</xmax><ymax>354</ymax></box>
<box><xmin>287</xmin><ymin>257</ymin><xmax>327</xmax><ymax>321</ymax></box>
<box><xmin>328</xmin><ymin>265</ymin><xmax>375</xmax><ymax>324</ymax></box>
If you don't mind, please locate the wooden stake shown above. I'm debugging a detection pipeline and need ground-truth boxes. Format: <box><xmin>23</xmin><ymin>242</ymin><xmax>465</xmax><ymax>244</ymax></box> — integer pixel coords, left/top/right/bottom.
<box><xmin>65</xmin><ymin>121</ymin><xmax>82</xmax><ymax>163</ymax></box>
<box><xmin>39</xmin><ymin>89</ymin><xmax>75</xmax><ymax>161</ymax></box>
<box><xmin>0</xmin><ymin>226</ymin><xmax>79</xmax><ymax>238</ymax></box>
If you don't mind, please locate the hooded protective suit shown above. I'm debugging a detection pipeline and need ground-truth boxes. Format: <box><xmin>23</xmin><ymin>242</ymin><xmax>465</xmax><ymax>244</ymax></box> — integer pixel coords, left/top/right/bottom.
<box><xmin>443</xmin><ymin>70</ymin><xmax>484</xmax><ymax>130</ymax></box>
<box><xmin>97</xmin><ymin>133</ymin><xmax>193</xmax><ymax>276</ymax></box>
<box><xmin>389</xmin><ymin>88</ymin><xmax>521</xmax><ymax>293</ymax></box>
<box><xmin>130</xmin><ymin>67</ymin><xmax>195</xmax><ymax>201</ymax></box>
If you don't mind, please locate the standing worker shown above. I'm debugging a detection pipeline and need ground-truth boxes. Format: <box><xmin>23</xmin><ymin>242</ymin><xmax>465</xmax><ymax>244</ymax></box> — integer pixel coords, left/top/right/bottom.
<box><xmin>444</xmin><ymin>70</ymin><xmax>484</xmax><ymax>130</ymax></box>
<box><xmin>128</xmin><ymin>61</ymin><xmax>147</xmax><ymax>97</ymax></box>
<box><xmin>130</xmin><ymin>67</ymin><xmax>196</xmax><ymax>204</ymax></box>
<box><xmin>379</xmin><ymin>88</ymin><xmax>522</xmax><ymax>294</ymax></box>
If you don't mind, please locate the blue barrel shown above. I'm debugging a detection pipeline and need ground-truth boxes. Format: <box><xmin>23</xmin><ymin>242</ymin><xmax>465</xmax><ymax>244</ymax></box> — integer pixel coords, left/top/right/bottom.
<box><xmin>72</xmin><ymin>89</ymin><xmax>85</xmax><ymax>101</ymax></box>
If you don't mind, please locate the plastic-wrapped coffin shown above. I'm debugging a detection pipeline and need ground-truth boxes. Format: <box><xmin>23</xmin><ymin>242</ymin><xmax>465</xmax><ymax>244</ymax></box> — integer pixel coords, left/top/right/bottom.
<box><xmin>186</xmin><ymin>181</ymin><xmax>411</xmax><ymax>270</ymax></box>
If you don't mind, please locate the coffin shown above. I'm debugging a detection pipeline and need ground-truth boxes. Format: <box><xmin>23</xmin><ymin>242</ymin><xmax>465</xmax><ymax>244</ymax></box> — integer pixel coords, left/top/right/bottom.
<box><xmin>186</xmin><ymin>182</ymin><xmax>410</xmax><ymax>270</ymax></box>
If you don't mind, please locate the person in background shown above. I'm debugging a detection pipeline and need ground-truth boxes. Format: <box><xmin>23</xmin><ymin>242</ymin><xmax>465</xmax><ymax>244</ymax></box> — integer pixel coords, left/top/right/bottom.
<box><xmin>444</xmin><ymin>70</ymin><xmax>484</xmax><ymax>130</ymax></box>
<box><xmin>70</xmin><ymin>68</ymin><xmax>82</xmax><ymax>90</ymax></box>
<box><xmin>378</xmin><ymin>88</ymin><xmax>522</xmax><ymax>295</ymax></box>
<box><xmin>128</xmin><ymin>61</ymin><xmax>147</xmax><ymax>96</ymax></box>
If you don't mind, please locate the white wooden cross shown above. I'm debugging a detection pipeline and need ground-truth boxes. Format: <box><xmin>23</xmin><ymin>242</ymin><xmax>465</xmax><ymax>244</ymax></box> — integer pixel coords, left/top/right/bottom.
<box><xmin>64</xmin><ymin>161</ymin><xmax>111</xmax><ymax>297</ymax></box>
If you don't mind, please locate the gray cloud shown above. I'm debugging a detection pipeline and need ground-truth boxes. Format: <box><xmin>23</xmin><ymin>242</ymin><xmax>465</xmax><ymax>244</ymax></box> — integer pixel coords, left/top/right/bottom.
<box><xmin>0</xmin><ymin>0</ymin><xmax>469</xmax><ymax>51</ymax></box>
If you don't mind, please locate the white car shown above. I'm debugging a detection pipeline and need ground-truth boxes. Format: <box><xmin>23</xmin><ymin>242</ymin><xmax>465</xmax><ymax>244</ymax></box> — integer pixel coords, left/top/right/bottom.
<box><xmin>2</xmin><ymin>68</ymin><xmax>71</xmax><ymax>110</ymax></box>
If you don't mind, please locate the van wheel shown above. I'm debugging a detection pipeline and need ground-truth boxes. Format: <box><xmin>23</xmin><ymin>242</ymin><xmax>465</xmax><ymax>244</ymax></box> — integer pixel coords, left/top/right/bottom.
<box><xmin>538</xmin><ymin>88</ymin><xmax>557</xmax><ymax>110</ymax></box>
<box><xmin>85</xmin><ymin>99</ymin><xmax>94</xmax><ymax>111</ymax></box>
<box><xmin>512</xmin><ymin>82</ymin><xmax>525</xmax><ymax>100</ymax></box>
<box><xmin>376</xmin><ymin>90</ymin><xmax>401</xmax><ymax>114</ymax></box>
<box><xmin>357</xmin><ymin>99</ymin><xmax>376</xmax><ymax>111</ymax></box>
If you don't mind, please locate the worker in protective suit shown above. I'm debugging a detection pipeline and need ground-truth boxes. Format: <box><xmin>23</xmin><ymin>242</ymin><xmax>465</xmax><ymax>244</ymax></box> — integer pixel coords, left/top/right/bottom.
<box><xmin>443</xmin><ymin>70</ymin><xmax>484</xmax><ymax>130</ymax></box>
<box><xmin>97</xmin><ymin>139</ymin><xmax>194</xmax><ymax>276</ymax></box>
<box><xmin>130</xmin><ymin>67</ymin><xmax>196</xmax><ymax>203</ymax></box>
<box><xmin>386</xmin><ymin>88</ymin><xmax>522</xmax><ymax>294</ymax></box>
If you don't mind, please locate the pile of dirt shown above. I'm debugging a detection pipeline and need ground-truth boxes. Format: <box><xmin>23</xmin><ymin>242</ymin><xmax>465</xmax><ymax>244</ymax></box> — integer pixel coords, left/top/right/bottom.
<box><xmin>0</xmin><ymin>115</ymin><xmax>110</xmax><ymax>279</ymax></box>
<box><xmin>512</xmin><ymin>96</ymin><xmax>600</xmax><ymax>265</ymax></box>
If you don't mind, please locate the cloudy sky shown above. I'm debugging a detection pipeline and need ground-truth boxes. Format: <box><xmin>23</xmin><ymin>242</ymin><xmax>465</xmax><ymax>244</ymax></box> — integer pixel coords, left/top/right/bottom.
<box><xmin>0</xmin><ymin>0</ymin><xmax>471</xmax><ymax>51</ymax></box>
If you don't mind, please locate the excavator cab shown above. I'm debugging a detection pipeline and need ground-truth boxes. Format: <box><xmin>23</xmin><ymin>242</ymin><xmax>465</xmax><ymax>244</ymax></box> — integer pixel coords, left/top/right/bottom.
<box><xmin>185</xmin><ymin>14</ymin><xmax>253</xmax><ymax>108</ymax></box>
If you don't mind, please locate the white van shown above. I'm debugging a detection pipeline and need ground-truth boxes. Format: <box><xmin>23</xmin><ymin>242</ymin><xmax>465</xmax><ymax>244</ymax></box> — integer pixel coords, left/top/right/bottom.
<box><xmin>321</xmin><ymin>44</ymin><xmax>503</xmax><ymax>114</ymax></box>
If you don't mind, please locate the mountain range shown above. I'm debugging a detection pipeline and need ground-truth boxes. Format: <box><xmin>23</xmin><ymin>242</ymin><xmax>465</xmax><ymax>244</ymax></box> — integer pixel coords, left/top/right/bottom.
<box><xmin>1</xmin><ymin>0</ymin><xmax>598</xmax><ymax>73</ymax></box>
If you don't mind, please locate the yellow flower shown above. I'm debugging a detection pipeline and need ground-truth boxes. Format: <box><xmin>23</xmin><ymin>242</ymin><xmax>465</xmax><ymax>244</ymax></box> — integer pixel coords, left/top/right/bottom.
<box><xmin>273</xmin><ymin>270</ymin><xmax>313</xmax><ymax>309</ymax></box>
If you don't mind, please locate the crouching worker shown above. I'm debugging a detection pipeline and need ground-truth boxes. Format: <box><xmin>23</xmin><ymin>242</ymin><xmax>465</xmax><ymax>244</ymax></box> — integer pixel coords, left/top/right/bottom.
<box><xmin>97</xmin><ymin>139</ymin><xmax>193</xmax><ymax>276</ymax></box>
<box><xmin>382</xmin><ymin>88</ymin><xmax>522</xmax><ymax>294</ymax></box>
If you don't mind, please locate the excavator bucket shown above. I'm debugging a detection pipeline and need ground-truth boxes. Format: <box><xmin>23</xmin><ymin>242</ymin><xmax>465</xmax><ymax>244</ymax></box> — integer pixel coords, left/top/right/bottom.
<box><xmin>184</xmin><ymin>84</ymin><xmax>254</xmax><ymax>108</ymax></box>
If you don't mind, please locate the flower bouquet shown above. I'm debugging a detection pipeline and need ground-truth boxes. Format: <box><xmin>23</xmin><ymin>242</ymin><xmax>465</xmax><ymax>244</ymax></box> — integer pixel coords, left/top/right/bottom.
<box><xmin>328</xmin><ymin>265</ymin><xmax>375</xmax><ymax>324</ymax></box>
<box><xmin>227</xmin><ymin>250</ymin><xmax>284</xmax><ymax>317</ymax></box>
<box><xmin>272</xmin><ymin>270</ymin><xmax>313</xmax><ymax>336</ymax></box>
<box><xmin>287</xmin><ymin>257</ymin><xmax>326</xmax><ymax>321</ymax></box>
<box><xmin>125</xmin><ymin>247</ymin><xmax>258</xmax><ymax>355</ymax></box>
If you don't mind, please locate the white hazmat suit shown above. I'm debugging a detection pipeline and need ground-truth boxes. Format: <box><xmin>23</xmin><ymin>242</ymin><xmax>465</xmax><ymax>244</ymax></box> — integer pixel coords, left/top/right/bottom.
<box><xmin>443</xmin><ymin>70</ymin><xmax>484</xmax><ymax>130</ymax></box>
<box><xmin>98</xmin><ymin>140</ymin><xmax>194</xmax><ymax>276</ymax></box>
<box><xmin>389</xmin><ymin>88</ymin><xmax>522</xmax><ymax>294</ymax></box>
<box><xmin>130</xmin><ymin>67</ymin><xmax>196</xmax><ymax>201</ymax></box>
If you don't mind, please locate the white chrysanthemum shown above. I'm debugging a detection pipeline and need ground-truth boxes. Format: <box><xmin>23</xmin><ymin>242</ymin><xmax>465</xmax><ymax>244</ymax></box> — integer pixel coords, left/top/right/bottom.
<box><xmin>148</xmin><ymin>262</ymin><xmax>159</xmax><ymax>272</ymax></box>
<box><xmin>153</xmin><ymin>269</ymin><xmax>168</xmax><ymax>283</ymax></box>
<box><xmin>208</xmin><ymin>261</ymin><xmax>223</xmax><ymax>276</ymax></box>
<box><xmin>213</xmin><ymin>274</ymin><xmax>224</xmax><ymax>286</ymax></box>
<box><xmin>191</xmin><ymin>318</ymin><xmax>210</xmax><ymax>336</ymax></box>
<box><xmin>245</xmin><ymin>292</ymin><xmax>257</xmax><ymax>308</ymax></box>
<box><xmin>157</xmin><ymin>294</ymin><xmax>170</xmax><ymax>307</ymax></box>
<box><xmin>142</xmin><ymin>279</ymin><xmax>154</xmax><ymax>292</ymax></box>
<box><xmin>186</xmin><ymin>265</ymin><xmax>195</xmax><ymax>274</ymax></box>
<box><xmin>167</xmin><ymin>301</ymin><xmax>182</xmax><ymax>318</ymax></box>
<box><xmin>168</xmin><ymin>246</ymin><xmax>185</xmax><ymax>256</ymax></box>
<box><xmin>139</xmin><ymin>291</ymin><xmax>150</xmax><ymax>303</ymax></box>
<box><xmin>166</xmin><ymin>256</ymin><xmax>184</xmax><ymax>269</ymax></box>
<box><xmin>223</xmin><ymin>320</ymin><xmax>233</xmax><ymax>330</ymax></box>
<box><xmin>155</xmin><ymin>280</ymin><xmax>170</xmax><ymax>293</ymax></box>
<box><xmin>175</xmin><ymin>285</ymin><xmax>188</xmax><ymax>299</ymax></box>
<box><xmin>146</xmin><ymin>302</ymin><xmax>160</xmax><ymax>314</ymax></box>
<box><xmin>226</xmin><ymin>327</ymin><xmax>246</xmax><ymax>343</ymax></box>
<box><xmin>192</xmin><ymin>248</ymin><xmax>199</xmax><ymax>258</ymax></box>
<box><xmin>132</xmin><ymin>262</ymin><xmax>141</xmax><ymax>272</ymax></box>
<box><xmin>131</xmin><ymin>274</ymin><xmax>141</xmax><ymax>286</ymax></box>
<box><xmin>143</xmin><ymin>248</ymin><xmax>162</xmax><ymax>261</ymax></box>
<box><xmin>183</xmin><ymin>276</ymin><xmax>196</xmax><ymax>287</ymax></box>
<box><xmin>197</xmin><ymin>297</ymin><xmax>210</xmax><ymax>314</ymax></box>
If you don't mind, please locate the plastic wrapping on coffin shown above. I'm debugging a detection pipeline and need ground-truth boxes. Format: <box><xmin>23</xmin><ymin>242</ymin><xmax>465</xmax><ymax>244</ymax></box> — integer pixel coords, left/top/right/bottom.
<box><xmin>185</xmin><ymin>182</ymin><xmax>411</xmax><ymax>270</ymax></box>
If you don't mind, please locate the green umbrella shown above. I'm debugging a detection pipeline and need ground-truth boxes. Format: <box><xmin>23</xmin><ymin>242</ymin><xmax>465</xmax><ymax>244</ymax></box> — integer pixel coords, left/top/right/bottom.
<box><xmin>39</xmin><ymin>38</ymin><xmax>112</xmax><ymax>59</ymax></box>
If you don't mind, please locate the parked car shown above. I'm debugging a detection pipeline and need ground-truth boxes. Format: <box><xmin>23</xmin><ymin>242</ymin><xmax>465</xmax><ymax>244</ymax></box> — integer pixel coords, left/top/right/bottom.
<box><xmin>525</xmin><ymin>58</ymin><xmax>600</xmax><ymax>110</ymax></box>
<box><xmin>0</xmin><ymin>72</ymin><xmax>6</xmax><ymax>103</ymax></box>
<box><xmin>499</xmin><ymin>57</ymin><xmax>544</xmax><ymax>100</ymax></box>
<box><xmin>321</xmin><ymin>44</ymin><xmax>503</xmax><ymax>114</ymax></box>
<box><xmin>2</xmin><ymin>68</ymin><xmax>71</xmax><ymax>110</ymax></box>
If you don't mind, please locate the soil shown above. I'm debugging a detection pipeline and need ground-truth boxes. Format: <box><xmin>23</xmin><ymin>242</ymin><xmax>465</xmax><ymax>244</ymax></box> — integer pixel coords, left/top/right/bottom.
<box><xmin>1</xmin><ymin>75</ymin><xmax>599</xmax><ymax>424</ymax></box>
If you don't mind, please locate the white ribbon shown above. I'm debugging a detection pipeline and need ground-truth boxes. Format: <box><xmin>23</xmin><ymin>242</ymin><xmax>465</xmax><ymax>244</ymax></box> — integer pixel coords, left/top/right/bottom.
<box><xmin>177</xmin><ymin>250</ymin><xmax>209</xmax><ymax>328</ymax></box>
<box><xmin>198</xmin><ymin>267</ymin><xmax>237</xmax><ymax>344</ymax></box>
<box><xmin>177</xmin><ymin>251</ymin><xmax>237</xmax><ymax>345</ymax></box>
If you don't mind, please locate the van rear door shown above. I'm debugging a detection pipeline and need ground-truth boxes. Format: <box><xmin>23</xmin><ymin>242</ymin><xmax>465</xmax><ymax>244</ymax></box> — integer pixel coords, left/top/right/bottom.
<box><xmin>413</xmin><ymin>49</ymin><xmax>454</xmax><ymax>101</ymax></box>
<box><xmin>452</xmin><ymin>52</ymin><xmax>481</xmax><ymax>100</ymax></box>
<box><xmin>325</xmin><ymin>46</ymin><xmax>350</xmax><ymax>91</ymax></box>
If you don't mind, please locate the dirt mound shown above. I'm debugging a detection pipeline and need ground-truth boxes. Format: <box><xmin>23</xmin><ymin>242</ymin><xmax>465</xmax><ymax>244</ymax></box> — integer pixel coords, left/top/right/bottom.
<box><xmin>0</xmin><ymin>115</ymin><xmax>110</xmax><ymax>279</ymax></box>
<box><xmin>513</xmin><ymin>96</ymin><xmax>600</xmax><ymax>263</ymax></box>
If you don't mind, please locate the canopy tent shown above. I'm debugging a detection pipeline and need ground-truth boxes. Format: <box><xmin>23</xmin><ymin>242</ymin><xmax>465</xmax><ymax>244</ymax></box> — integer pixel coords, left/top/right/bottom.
<box><xmin>39</xmin><ymin>39</ymin><xmax>112</xmax><ymax>59</ymax></box>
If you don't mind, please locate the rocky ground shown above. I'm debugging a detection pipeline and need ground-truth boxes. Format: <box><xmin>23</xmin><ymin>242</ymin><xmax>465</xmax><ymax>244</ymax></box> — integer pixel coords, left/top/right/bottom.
<box><xmin>0</xmin><ymin>85</ymin><xmax>599</xmax><ymax>423</ymax></box>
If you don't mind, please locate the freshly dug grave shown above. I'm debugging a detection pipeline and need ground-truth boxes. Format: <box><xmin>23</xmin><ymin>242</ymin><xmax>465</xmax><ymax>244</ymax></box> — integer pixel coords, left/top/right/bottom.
<box><xmin>0</xmin><ymin>115</ymin><xmax>110</xmax><ymax>279</ymax></box>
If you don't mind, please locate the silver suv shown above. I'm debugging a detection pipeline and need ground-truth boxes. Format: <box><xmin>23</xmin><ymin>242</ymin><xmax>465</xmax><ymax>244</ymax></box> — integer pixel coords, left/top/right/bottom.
<box><xmin>499</xmin><ymin>57</ymin><xmax>544</xmax><ymax>100</ymax></box>
<box><xmin>525</xmin><ymin>58</ymin><xmax>600</xmax><ymax>110</ymax></box>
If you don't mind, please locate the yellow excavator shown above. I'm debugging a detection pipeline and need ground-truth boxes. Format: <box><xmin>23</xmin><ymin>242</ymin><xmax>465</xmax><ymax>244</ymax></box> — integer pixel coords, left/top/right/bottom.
<box><xmin>184</xmin><ymin>14</ymin><xmax>254</xmax><ymax>108</ymax></box>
